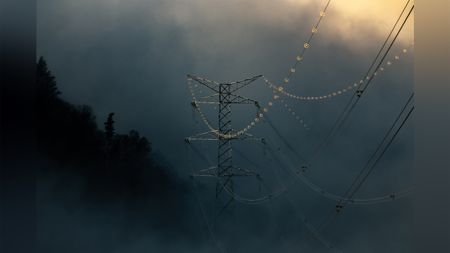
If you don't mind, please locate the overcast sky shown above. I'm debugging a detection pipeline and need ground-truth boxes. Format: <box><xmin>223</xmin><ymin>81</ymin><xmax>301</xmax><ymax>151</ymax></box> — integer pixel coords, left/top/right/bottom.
<box><xmin>37</xmin><ymin>0</ymin><xmax>414</xmax><ymax>252</ymax></box>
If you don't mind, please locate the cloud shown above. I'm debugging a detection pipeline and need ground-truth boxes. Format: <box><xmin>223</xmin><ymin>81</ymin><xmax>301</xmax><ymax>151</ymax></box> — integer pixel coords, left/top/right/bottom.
<box><xmin>37</xmin><ymin>0</ymin><xmax>415</xmax><ymax>252</ymax></box>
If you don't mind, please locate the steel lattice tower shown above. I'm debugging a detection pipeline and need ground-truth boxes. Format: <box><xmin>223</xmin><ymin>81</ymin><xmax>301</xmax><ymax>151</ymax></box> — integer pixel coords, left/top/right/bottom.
<box><xmin>185</xmin><ymin>74</ymin><xmax>264</xmax><ymax>198</ymax></box>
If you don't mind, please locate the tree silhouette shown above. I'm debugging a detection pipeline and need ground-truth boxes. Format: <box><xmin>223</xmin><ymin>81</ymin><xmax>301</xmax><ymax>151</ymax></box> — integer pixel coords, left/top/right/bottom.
<box><xmin>104</xmin><ymin>112</ymin><xmax>115</xmax><ymax>141</ymax></box>
<box><xmin>35</xmin><ymin>56</ymin><xmax>187</xmax><ymax>201</ymax></box>
<box><xmin>37</xmin><ymin>56</ymin><xmax>60</xmax><ymax>99</ymax></box>
<box><xmin>33</xmin><ymin>56</ymin><xmax>195</xmax><ymax>244</ymax></box>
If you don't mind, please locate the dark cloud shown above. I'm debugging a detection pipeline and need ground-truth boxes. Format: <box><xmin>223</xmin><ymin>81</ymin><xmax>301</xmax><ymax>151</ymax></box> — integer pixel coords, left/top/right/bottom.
<box><xmin>37</xmin><ymin>0</ymin><xmax>414</xmax><ymax>252</ymax></box>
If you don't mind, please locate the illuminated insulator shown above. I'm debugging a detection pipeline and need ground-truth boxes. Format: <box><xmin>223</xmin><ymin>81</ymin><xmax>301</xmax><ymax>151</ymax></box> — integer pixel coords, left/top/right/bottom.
<box><xmin>304</xmin><ymin>43</ymin><xmax>310</xmax><ymax>49</ymax></box>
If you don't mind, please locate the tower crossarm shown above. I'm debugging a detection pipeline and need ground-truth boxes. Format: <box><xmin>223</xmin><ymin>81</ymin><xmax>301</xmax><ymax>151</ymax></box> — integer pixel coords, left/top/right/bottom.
<box><xmin>193</xmin><ymin>93</ymin><xmax>220</xmax><ymax>105</ymax></box>
<box><xmin>228</xmin><ymin>94</ymin><xmax>260</xmax><ymax>106</ymax></box>
<box><xmin>187</xmin><ymin>74</ymin><xmax>219</xmax><ymax>93</ymax></box>
<box><xmin>229</xmin><ymin>75</ymin><xmax>263</xmax><ymax>93</ymax></box>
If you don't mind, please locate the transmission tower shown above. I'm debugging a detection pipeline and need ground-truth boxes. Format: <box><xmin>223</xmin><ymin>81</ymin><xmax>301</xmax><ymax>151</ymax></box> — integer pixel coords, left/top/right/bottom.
<box><xmin>185</xmin><ymin>74</ymin><xmax>265</xmax><ymax>199</ymax></box>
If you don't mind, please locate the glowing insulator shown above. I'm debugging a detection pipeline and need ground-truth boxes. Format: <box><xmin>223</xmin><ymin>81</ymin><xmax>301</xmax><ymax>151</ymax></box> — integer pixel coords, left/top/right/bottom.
<box><xmin>268</xmin><ymin>102</ymin><xmax>273</xmax><ymax>106</ymax></box>
<box><xmin>380</xmin><ymin>67</ymin><xmax>385</xmax><ymax>71</ymax></box>
<box><xmin>332</xmin><ymin>92</ymin><xmax>337</xmax><ymax>96</ymax></box>
<box><xmin>366</xmin><ymin>76</ymin><xmax>370</xmax><ymax>80</ymax></box>
<box><xmin>337</xmin><ymin>91</ymin><xmax>342</xmax><ymax>94</ymax></box>
<box><xmin>284</xmin><ymin>78</ymin><xmax>289</xmax><ymax>83</ymax></box>
<box><xmin>274</xmin><ymin>95</ymin><xmax>279</xmax><ymax>100</ymax></box>
<box><xmin>290</xmin><ymin>68</ymin><xmax>296</xmax><ymax>73</ymax></box>
<box><xmin>304</xmin><ymin>43</ymin><xmax>310</xmax><ymax>49</ymax></box>
<box><xmin>263</xmin><ymin>108</ymin><xmax>268</xmax><ymax>112</ymax></box>
<box><xmin>255</xmin><ymin>118</ymin><xmax>260</xmax><ymax>122</ymax></box>
<box><xmin>374</xmin><ymin>72</ymin><xmax>378</xmax><ymax>76</ymax></box>
<box><xmin>296</xmin><ymin>56</ymin><xmax>303</xmax><ymax>61</ymax></box>
<box><xmin>403</xmin><ymin>49</ymin><xmax>408</xmax><ymax>53</ymax></box>
<box><xmin>312</xmin><ymin>27</ymin><xmax>318</xmax><ymax>33</ymax></box>
<box><xmin>320</xmin><ymin>11</ymin><xmax>326</xmax><ymax>17</ymax></box>
<box><xmin>387</xmin><ymin>61</ymin><xmax>392</xmax><ymax>65</ymax></box>
<box><xmin>259</xmin><ymin>113</ymin><xmax>264</xmax><ymax>118</ymax></box>
<box><xmin>278</xmin><ymin>86</ymin><xmax>284</xmax><ymax>92</ymax></box>
<box><xmin>251</xmin><ymin>122</ymin><xmax>255</xmax><ymax>126</ymax></box>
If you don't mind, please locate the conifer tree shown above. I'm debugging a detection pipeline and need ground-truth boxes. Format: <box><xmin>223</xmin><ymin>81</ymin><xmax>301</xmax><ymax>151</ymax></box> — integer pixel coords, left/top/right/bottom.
<box><xmin>104</xmin><ymin>112</ymin><xmax>115</xmax><ymax>141</ymax></box>
<box><xmin>37</xmin><ymin>56</ymin><xmax>61</xmax><ymax>98</ymax></box>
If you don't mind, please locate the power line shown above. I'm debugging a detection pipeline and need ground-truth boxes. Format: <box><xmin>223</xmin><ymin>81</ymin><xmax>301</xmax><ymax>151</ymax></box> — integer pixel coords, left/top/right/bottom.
<box><xmin>339</xmin><ymin>93</ymin><xmax>414</xmax><ymax>204</ymax></box>
<box><xmin>262</xmin><ymin>121</ymin><xmax>412</xmax><ymax>205</ymax></box>
<box><xmin>309</xmin><ymin>2</ymin><xmax>414</xmax><ymax>160</ymax></box>
<box><xmin>319</xmin><ymin>94</ymin><xmax>415</xmax><ymax>232</ymax></box>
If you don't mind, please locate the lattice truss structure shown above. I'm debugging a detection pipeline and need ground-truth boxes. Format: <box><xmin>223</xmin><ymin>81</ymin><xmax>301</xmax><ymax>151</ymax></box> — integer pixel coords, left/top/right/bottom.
<box><xmin>185</xmin><ymin>74</ymin><xmax>265</xmax><ymax>197</ymax></box>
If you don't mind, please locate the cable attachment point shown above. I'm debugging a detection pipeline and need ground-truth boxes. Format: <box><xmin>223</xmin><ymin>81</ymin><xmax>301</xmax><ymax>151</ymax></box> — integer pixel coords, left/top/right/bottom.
<box><xmin>300</xmin><ymin>165</ymin><xmax>309</xmax><ymax>174</ymax></box>
<box><xmin>335</xmin><ymin>204</ymin><xmax>344</xmax><ymax>213</ymax></box>
<box><xmin>356</xmin><ymin>89</ymin><xmax>364</xmax><ymax>97</ymax></box>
